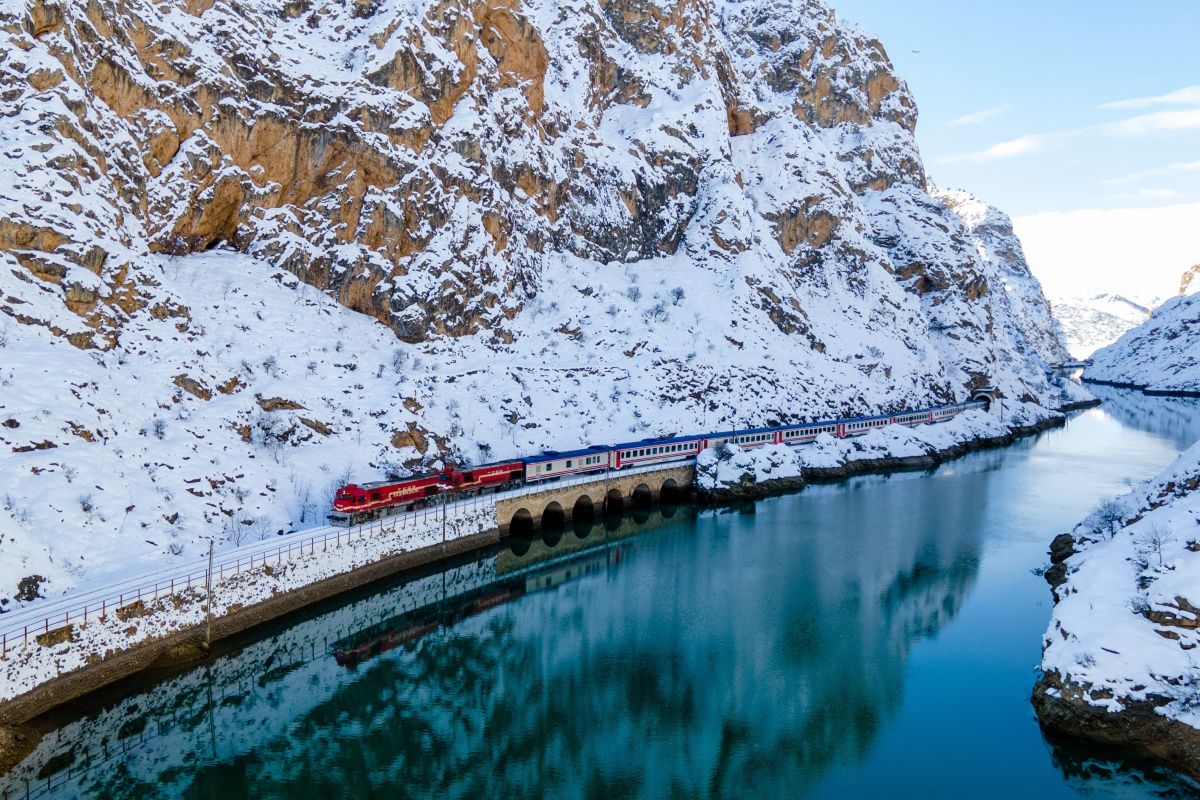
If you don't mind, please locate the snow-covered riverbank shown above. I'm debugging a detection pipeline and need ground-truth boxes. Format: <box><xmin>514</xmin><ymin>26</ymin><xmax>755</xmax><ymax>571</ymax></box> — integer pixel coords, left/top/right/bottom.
<box><xmin>693</xmin><ymin>408</ymin><xmax>1065</xmax><ymax>498</ymax></box>
<box><xmin>1034</xmin><ymin>439</ymin><xmax>1200</xmax><ymax>780</ymax></box>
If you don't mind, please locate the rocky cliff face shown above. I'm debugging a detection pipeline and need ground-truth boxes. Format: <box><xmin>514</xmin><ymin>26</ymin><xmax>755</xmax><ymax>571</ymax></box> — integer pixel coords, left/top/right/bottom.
<box><xmin>1181</xmin><ymin>264</ymin><xmax>1199</xmax><ymax>296</ymax></box>
<box><xmin>933</xmin><ymin>189</ymin><xmax>1070</xmax><ymax>366</ymax></box>
<box><xmin>0</xmin><ymin>0</ymin><xmax>1073</xmax><ymax>592</ymax></box>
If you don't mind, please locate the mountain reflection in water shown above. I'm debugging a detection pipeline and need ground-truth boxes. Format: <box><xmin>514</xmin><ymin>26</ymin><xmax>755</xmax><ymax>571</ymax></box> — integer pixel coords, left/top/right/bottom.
<box><xmin>1084</xmin><ymin>383</ymin><xmax>1200</xmax><ymax>452</ymax></box>
<box><xmin>2</xmin><ymin>480</ymin><xmax>986</xmax><ymax>799</ymax></box>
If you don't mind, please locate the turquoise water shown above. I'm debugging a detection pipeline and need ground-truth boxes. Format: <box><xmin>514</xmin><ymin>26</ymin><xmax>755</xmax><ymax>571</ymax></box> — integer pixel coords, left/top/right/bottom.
<box><xmin>5</xmin><ymin>390</ymin><xmax>1200</xmax><ymax>798</ymax></box>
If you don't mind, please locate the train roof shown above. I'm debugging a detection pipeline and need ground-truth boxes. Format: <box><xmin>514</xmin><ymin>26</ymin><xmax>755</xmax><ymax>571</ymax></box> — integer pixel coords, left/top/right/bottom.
<box><xmin>515</xmin><ymin>400</ymin><xmax>982</xmax><ymax>465</ymax></box>
<box><xmin>446</xmin><ymin>458</ymin><xmax>524</xmax><ymax>471</ymax></box>
<box><xmin>350</xmin><ymin>472</ymin><xmax>439</xmax><ymax>489</ymax></box>
<box><xmin>525</xmin><ymin>446</ymin><xmax>610</xmax><ymax>464</ymax></box>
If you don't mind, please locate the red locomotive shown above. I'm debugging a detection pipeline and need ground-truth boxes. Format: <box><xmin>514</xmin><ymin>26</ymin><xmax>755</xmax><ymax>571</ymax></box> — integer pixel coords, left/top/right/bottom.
<box><xmin>329</xmin><ymin>473</ymin><xmax>441</xmax><ymax>526</ymax></box>
<box><xmin>329</xmin><ymin>460</ymin><xmax>525</xmax><ymax>526</ymax></box>
<box><xmin>439</xmin><ymin>459</ymin><xmax>524</xmax><ymax>493</ymax></box>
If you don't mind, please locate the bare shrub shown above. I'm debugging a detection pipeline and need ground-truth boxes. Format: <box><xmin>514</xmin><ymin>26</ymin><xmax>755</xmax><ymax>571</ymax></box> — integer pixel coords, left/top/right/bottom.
<box><xmin>1090</xmin><ymin>499</ymin><xmax>1124</xmax><ymax>538</ymax></box>
<box><xmin>293</xmin><ymin>479</ymin><xmax>313</xmax><ymax>524</ymax></box>
<box><xmin>1135</xmin><ymin>523</ymin><xmax>1176</xmax><ymax>568</ymax></box>
<box><xmin>391</xmin><ymin>349</ymin><xmax>408</xmax><ymax>373</ymax></box>
<box><xmin>78</xmin><ymin>493</ymin><xmax>94</xmax><ymax>513</ymax></box>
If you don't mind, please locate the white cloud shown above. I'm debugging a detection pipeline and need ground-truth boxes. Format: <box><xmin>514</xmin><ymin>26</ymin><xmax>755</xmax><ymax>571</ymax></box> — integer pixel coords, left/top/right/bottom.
<box><xmin>1102</xmin><ymin>160</ymin><xmax>1200</xmax><ymax>185</ymax></box>
<box><xmin>941</xmin><ymin>99</ymin><xmax>1200</xmax><ymax>165</ymax></box>
<box><xmin>1100</xmin><ymin>108</ymin><xmax>1200</xmax><ymax>137</ymax></box>
<box><xmin>938</xmin><ymin>133</ymin><xmax>1051</xmax><ymax>164</ymax></box>
<box><xmin>1014</xmin><ymin>202</ymin><xmax>1200</xmax><ymax>300</ymax></box>
<box><xmin>1115</xmin><ymin>188</ymin><xmax>1187</xmax><ymax>201</ymax></box>
<box><xmin>949</xmin><ymin>105</ymin><xmax>1011</xmax><ymax>126</ymax></box>
<box><xmin>1099</xmin><ymin>85</ymin><xmax>1200</xmax><ymax>111</ymax></box>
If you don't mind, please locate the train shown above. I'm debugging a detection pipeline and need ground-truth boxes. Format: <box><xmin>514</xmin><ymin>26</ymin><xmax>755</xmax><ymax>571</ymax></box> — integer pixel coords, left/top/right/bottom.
<box><xmin>328</xmin><ymin>390</ymin><xmax>998</xmax><ymax>526</ymax></box>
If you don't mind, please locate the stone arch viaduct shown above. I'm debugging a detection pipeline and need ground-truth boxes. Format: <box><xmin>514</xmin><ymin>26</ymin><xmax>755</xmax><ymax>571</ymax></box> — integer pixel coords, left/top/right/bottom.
<box><xmin>496</xmin><ymin>464</ymin><xmax>694</xmax><ymax>534</ymax></box>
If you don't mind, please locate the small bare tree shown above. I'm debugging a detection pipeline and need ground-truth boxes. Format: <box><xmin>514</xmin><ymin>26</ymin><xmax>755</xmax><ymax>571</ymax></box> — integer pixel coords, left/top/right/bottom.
<box><xmin>251</xmin><ymin>516</ymin><xmax>274</xmax><ymax>541</ymax></box>
<box><xmin>1136</xmin><ymin>523</ymin><xmax>1176</xmax><ymax>568</ymax></box>
<box><xmin>1092</xmin><ymin>499</ymin><xmax>1125</xmax><ymax>538</ymax></box>
<box><xmin>293</xmin><ymin>479</ymin><xmax>313</xmax><ymax>524</ymax></box>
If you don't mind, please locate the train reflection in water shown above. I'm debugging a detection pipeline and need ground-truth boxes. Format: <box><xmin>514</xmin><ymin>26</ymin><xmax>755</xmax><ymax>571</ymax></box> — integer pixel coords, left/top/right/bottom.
<box><xmin>332</xmin><ymin>547</ymin><xmax>619</xmax><ymax>668</ymax></box>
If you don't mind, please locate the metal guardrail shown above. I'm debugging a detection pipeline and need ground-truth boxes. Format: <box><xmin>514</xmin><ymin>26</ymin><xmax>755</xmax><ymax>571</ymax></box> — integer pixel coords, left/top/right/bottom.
<box><xmin>0</xmin><ymin>461</ymin><xmax>693</xmax><ymax>658</ymax></box>
<box><xmin>0</xmin><ymin>493</ymin><xmax>494</xmax><ymax>658</ymax></box>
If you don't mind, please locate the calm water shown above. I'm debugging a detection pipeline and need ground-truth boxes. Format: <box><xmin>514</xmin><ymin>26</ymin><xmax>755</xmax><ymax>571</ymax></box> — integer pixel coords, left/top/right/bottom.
<box><xmin>6</xmin><ymin>389</ymin><xmax>1200</xmax><ymax>799</ymax></box>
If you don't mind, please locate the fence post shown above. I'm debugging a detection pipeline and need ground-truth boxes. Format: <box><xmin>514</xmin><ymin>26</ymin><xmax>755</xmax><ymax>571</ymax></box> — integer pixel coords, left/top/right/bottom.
<box><xmin>204</xmin><ymin>540</ymin><xmax>214</xmax><ymax>650</ymax></box>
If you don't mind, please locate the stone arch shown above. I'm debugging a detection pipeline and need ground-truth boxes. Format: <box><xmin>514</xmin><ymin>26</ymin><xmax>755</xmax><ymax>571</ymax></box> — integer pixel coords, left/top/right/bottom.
<box><xmin>542</xmin><ymin>501</ymin><xmax>565</xmax><ymax>531</ymax></box>
<box><xmin>632</xmin><ymin>483</ymin><xmax>652</xmax><ymax>510</ymax></box>
<box><xmin>509</xmin><ymin>507</ymin><xmax>534</xmax><ymax>537</ymax></box>
<box><xmin>604</xmin><ymin>488</ymin><xmax>623</xmax><ymax>516</ymax></box>
<box><xmin>660</xmin><ymin>478</ymin><xmax>681</xmax><ymax>504</ymax></box>
<box><xmin>572</xmin><ymin>494</ymin><xmax>595</xmax><ymax>524</ymax></box>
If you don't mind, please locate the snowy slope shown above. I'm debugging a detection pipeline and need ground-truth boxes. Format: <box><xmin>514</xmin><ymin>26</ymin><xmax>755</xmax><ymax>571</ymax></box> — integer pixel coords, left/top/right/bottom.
<box><xmin>1040</xmin><ymin>440</ymin><xmax>1200</xmax><ymax>732</ymax></box>
<box><xmin>1086</xmin><ymin>290</ymin><xmax>1200</xmax><ymax>394</ymax></box>
<box><xmin>1053</xmin><ymin>294</ymin><xmax>1153</xmax><ymax>361</ymax></box>
<box><xmin>0</xmin><ymin>0</ymin><xmax>1073</xmax><ymax>605</ymax></box>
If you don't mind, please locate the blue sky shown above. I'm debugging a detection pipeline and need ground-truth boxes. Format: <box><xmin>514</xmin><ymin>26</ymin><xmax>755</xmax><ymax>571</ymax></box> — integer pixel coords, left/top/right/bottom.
<box><xmin>829</xmin><ymin>0</ymin><xmax>1200</xmax><ymax>298</ymax></box>
<box><xmin>832</xmin><ymin>0</ymin><xmax>1200</xmax><ymax>215</ymax></box>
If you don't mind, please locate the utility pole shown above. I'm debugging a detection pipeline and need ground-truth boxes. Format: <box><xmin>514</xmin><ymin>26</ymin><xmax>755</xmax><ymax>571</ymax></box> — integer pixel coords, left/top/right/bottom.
<box><xmin>203</xmin><ymin>539</ymin><xmax>214</xmax><ymax>652</ymax></box>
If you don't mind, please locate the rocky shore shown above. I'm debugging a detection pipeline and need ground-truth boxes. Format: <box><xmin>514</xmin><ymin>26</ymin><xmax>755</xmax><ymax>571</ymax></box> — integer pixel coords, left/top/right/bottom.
<box><xmin>1034</xmin><ymin>438</ymin><xmax>1200</xmax><ymax>782</ymax></box>
<box><xmin>1032</xmin><ymin>672</ymin><xmax>1200</xmax><ymax>783</ymax></box>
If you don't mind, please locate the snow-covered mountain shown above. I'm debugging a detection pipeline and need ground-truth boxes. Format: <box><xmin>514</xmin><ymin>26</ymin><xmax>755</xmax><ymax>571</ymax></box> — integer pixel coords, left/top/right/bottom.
<box><xmin>0</xmin><ymin>0</ymin><xmax>1073</xmax><ymax>598</ymax></box>
<box><xmin>1086</xmin><ymin>282</ymin><xmax>1200</xmax><ymax>394</ymax></box>
<box><xmin>1052</xmin><ymin>294</ymin><xmax>1153</xmax><ymax>361</ymax></box>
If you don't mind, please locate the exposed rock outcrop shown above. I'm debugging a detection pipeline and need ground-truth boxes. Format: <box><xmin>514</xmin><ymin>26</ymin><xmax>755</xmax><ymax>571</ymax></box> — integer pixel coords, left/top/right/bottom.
<box><xmin>1181</xmin><ymin>264</ymin><xmax>1199</xmax><ymax>297</ymax></box>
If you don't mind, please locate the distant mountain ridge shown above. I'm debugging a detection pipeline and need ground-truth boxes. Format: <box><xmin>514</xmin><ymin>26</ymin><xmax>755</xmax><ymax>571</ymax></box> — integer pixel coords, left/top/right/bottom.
<box><xmin>1053</xmin><ymin>293</ymin><xmax>1153</xmax><ymax>361</ymax></box>
<box><xmin>1085</xmin><ymin>266</ymin><xmax>1200</xmax><ymax>394</ymax></box>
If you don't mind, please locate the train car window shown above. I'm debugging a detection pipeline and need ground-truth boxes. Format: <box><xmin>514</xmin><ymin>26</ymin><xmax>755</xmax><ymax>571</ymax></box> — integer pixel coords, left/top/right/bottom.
<box><xmin>566</xmin><ymin>460</ymin><xmax>572</xmax><ymax>467</ymax></box>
